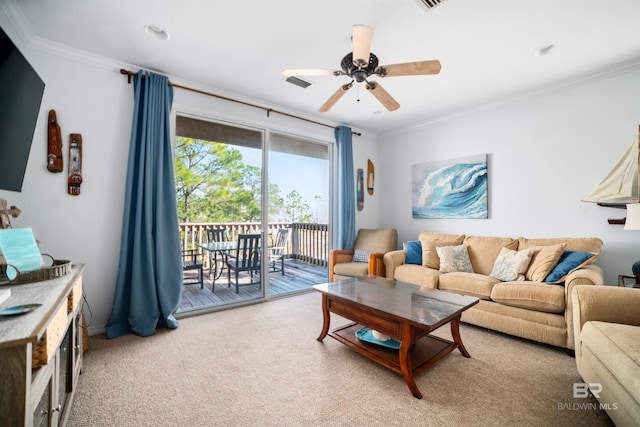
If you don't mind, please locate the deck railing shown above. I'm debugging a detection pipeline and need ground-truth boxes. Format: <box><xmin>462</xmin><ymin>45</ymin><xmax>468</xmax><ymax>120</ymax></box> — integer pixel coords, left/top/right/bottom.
<box><xmin>179</xmin><ymin>222</ymin><xmax>328</xmax><ymax>267</ymax></box>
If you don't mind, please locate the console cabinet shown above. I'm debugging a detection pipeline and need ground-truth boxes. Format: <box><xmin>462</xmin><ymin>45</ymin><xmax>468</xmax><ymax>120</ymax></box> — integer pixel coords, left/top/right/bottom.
<box><xmin>0</xmin><ymin>265</ymin><xmax>84</xmax><ymax>427</ymax></box>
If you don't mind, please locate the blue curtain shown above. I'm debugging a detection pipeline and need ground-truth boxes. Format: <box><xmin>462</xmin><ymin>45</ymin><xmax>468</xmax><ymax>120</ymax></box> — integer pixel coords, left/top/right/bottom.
<box><xmin>335</xmin><ymin>126</ymin><xmax>355</xmax><ymax>250</ymax></box>
<box><xmin>106</xmin><ymin>71</ymin><xmax>182</xmax><ymax>339</ymax></box>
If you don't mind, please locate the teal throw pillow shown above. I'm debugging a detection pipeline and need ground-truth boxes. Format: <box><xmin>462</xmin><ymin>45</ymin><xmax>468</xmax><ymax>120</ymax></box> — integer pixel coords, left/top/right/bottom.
<box><xmin>544</xmin><ymin>251</ymin><xmax>597</xmax><ymax>283</ymax></box>
<box><xmin>404</xmin><ymin>240</ymin><xmax>422</xmax><ymax>265</ymax></box>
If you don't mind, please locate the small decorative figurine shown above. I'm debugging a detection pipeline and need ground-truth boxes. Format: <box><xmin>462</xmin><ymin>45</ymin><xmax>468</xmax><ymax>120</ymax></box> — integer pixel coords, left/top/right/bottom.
<box><xmin>0</xmin><ymin>198</ymin><xmax>21</xmax><ymax>229</ymax></box>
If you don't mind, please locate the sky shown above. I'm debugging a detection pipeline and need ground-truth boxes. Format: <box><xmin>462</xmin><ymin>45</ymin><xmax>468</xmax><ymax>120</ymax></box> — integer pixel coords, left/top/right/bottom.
<box><xmin>235</xmin><ymin>145</ymin><xmax>329</xmax><ymax>223</ymax></box>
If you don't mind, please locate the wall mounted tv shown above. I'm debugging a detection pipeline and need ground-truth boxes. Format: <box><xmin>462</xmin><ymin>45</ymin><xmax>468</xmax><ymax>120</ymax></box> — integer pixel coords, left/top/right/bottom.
<box><xmin>0</xmin><ymin>26</ymin><xmax>45</xmax><ymax>192</ymax></box>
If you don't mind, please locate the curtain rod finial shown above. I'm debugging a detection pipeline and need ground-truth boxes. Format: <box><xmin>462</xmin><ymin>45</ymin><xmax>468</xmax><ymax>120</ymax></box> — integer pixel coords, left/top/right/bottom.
<box><xmin>120</xmin><ymin>68</ymin><xmax>133</xmax><ymax>84</ymax></box>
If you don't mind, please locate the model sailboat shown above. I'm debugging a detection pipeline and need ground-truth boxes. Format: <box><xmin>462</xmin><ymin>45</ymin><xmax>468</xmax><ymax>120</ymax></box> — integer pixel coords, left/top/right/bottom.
<box><xmin>582</xmin><ymin>126</ymin><xmax>640</xmax><ymax>207</ymax></box>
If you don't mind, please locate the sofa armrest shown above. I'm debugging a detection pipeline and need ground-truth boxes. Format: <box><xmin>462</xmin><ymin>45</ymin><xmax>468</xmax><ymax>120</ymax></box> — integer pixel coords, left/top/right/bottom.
<box><xmin>328</xmin><ymin>249</ymin><xmax>354</xmax><ymax>282</ymax></box>
<box><xmin>573</xmin><ymin>285</ymin><xmax>640</xmax><ymax>330</ymax></box>
<box><xmin>566</xmin><ymin>264</ymin><xmax>604</xmax><ymax>287</ymax></box>
<box><xmin>383</xmin><ymin>249</ymin><xmax>407</xmax><ymax>279</ymax></box>
<box><xmin>572</xmin><ymin>285</ymin><xmax>640</xmax><ymax>357</ymax></box>
<box><xmin>563</xmin><ymin>264</ymin><xmax>604</xmax><ymax>350</ymax></box>
<box><xmin>368</xmin><ymin>253</ymin><xmax>386</xmax><ymax>277</ymax></box>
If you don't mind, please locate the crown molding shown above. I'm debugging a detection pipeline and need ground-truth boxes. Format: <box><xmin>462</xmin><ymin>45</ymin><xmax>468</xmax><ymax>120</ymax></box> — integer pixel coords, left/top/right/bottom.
<box><xmin>385</xmin><ymin>56</ymin><xmax>640</xmax><ymax>137</ymax></box>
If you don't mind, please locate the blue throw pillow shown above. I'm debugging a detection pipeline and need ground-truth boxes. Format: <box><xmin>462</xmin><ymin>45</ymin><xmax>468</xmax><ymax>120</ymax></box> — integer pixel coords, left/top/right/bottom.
<box><xmin>544</xmin><ymin>251</ymin><xmax>598</xmax><ymax>283</ymax></box>
<box><xmin>404</xmin><ymin>240</ymin><xmax>422</xmax><ymax>265</ymax></box>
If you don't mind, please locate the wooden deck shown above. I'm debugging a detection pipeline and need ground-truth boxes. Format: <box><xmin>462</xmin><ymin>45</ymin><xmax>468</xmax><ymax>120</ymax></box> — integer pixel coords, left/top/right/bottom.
<box><xmin>177</xmin><ymin>259</ymin><xmax>328</xmax><ymax>313</ymax></box>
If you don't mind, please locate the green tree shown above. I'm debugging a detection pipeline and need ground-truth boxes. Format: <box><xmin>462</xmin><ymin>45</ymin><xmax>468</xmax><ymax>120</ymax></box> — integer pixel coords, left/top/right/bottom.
<box><xmin>283</xmin><ymin>190</ymin><xmax>312</xmax><ymax>222</ymax></box>
<box><xmin>175</xmin><ymin>137</ymin><xmax>247</xmax><ymax>222</ymax></box>
<box><xmin>175</xmin><ymin>137</ymin><xmax>287</xmax><ymax>223</ymax></box>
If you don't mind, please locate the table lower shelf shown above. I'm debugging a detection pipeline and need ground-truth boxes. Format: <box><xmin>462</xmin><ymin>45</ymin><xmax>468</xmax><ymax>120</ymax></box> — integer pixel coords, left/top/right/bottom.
<box><xmin>329</xmin><ymin>323</ymin><xmax>457</xmax><ymax>377</ymax></box>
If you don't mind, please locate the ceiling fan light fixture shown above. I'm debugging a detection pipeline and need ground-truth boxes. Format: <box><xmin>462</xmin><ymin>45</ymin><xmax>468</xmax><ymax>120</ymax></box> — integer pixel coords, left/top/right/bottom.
<box><xmin>144</xmin><ymin>25</ymin><xmax>169</xmax><ymax>41</ymax></box>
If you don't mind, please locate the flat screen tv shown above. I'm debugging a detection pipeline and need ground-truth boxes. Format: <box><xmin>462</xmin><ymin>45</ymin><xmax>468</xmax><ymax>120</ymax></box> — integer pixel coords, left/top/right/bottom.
<box><xmin>0</xmin><ymin>26</ymin><xmax>45</xmax><ymax>192</ymax></box>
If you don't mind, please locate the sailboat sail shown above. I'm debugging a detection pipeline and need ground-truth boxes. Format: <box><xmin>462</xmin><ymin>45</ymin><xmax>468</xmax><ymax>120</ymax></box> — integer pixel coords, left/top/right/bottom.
<box><xmin>582</xmin><ymin>132</ymin><xmax>640</xmax><ymax>204</ymax></box>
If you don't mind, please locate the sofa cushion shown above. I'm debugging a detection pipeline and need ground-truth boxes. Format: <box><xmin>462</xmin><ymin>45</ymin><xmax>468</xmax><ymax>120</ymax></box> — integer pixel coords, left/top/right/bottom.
<box><xmin>491</xmin><ymin>282</ymin><xmax>565</xmax><ymax>314</ymax></box>
<box><xmin>524</xmin><ymin>243</ymin><xmax>566</xmax><ymax>282</ymax></box>
<box><xmin>333</xmin><ymin>261</ymin><xmax>369</xmax><ymax>278</ymax></box>
<box><xmin>544</xmin><ymin>251</ymin><xmax>599</xmax><ymax>283</ymax></box>
<box><xmin>437</xmin><ymin>244</ymin><xmax>473</xmax><ymax>273</ymax></box>
<box><xmin>418</xmin><ymin>232</ymin><xmax>465</xmax><ymax>268</ymax></box>
<box><xmin>490</xmin><ymin>246</ymin><xmax>535</xmax><ymax>281</ymax></box>
<box><xmin>353</xmin><ymin>228</ymin><xmax>398</xmax><ymax>254</ymax></box>
<box><xmin>463</xmin><ymin>236</ymin><xmax>518</xmax><ymax>275</ymax></box>
<box><xmin>438</xmin><ymin>272</ymin><xmax>499</xmax><ymax>300</ymax></box>
<box><xmin>418</xmin><ymin>231</ymin><xmax>466</xmax><ymax>244</ymax></box>
<box><xmin>517</xmin><ymin>236</ymin><xmax>603</xmax><ymax>254</ymax></box>
<box><xmin>394</xmin><ymin>264</ymin><xmax>441</xmax><ymax>288</ymax></box>
<box><xmin>580</xmin><ymin>321</ymin><xmax>640</xmax><ymax>404</ymax></box>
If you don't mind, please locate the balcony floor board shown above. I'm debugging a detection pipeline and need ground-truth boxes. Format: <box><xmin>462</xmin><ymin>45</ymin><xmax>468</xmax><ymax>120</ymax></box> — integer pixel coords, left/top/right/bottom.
<box><xmin>178</xmin><ymin>259</ymin><xmax>328</xmax><ymax>313</ymax></box>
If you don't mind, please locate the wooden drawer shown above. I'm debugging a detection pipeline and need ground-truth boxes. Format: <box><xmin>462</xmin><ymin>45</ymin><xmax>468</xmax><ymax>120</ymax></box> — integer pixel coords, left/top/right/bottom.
<box><xmin>33</xmin><ymin>302</ymin><xmax>67</xmax><ymax>368</ymax></box>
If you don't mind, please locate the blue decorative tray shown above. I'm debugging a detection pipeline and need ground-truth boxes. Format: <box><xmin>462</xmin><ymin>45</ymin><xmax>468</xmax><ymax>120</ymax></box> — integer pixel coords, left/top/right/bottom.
<box><xmin>355</xmin><ymin>327</ymin><xmax>401</xmax><ymax>350</ymax></box>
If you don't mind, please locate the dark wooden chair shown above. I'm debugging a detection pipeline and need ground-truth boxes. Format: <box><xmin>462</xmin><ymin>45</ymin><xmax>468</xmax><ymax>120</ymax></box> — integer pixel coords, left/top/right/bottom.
<box><xmin>269</xmin><ymin>228</ymin><xmax>290</xmax><ymax>275</ymax></box>
<box><xmin>226</xmin><ymin>234</ymin><xmax>261</xmax><ymax>293</ymax></box>
<box><xmin>206</xmin><ymin>228</ymin><xmax>231</xmax><ymax>283</ymax></box>
<box><xmin>182</xmin><ymin>248</ymin><xmax>204</xmax><ymax>288</ymax></box>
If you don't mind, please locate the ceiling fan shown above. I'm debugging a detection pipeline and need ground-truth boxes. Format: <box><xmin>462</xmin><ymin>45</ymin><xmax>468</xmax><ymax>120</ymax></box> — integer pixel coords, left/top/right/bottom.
<box><xmin>283</xmin><ymin>25</ymin><xmax>441</xmax><ymax>113</ymax></box>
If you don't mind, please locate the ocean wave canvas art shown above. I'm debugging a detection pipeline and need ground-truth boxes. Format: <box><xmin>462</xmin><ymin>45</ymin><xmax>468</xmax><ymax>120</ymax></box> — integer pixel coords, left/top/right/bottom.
<box><xmin>412</xmin><ymin>154</ymin><xmax>488</xmax><ymax>219</ymax></box>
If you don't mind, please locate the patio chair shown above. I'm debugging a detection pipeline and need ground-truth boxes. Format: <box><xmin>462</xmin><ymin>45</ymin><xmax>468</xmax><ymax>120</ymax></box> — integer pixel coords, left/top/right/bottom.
<box><xmin>182</xmin><ymin>248</ymin><xmax>204</xmax><ymax>289</ymax></box>
<box><xmin>269</xmin><ymin>228</ymin><xmax>290</xmax><ymax>275</ymax></box>
<box><xmin>206</xmin><ymin>228</ymin><xmax>231</xmax><ymax>279</ymax></box>
<box><xmin>329</xmin><ymin>228</ymin><xmax>398</xmax><ymax>282</ymax></box>
<box><xmin>226</xmin><ymin>233</ymin><xmax>261</xmax><ymax>293</ymax></box>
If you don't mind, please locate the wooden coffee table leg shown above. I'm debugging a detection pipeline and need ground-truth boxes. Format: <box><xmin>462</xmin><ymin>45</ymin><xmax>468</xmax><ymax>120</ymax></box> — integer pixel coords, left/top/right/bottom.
<box><xmin>399</xmin><ymin>323</ymin><xmax>422</xmax><ymax>399</ymax></box>
<box><xmin>450</xmin><ymin>316</ymin><xmax>470</xmax><ymax>358</ymax></box>
<box><xmin>317</xmin><ymin>294</ymin><xmax>330</xmax><ymax>341</ymax></box>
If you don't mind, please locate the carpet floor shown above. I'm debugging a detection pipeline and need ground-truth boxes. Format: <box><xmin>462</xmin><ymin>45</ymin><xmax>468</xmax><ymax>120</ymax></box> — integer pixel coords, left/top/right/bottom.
<box><xmin>68</xmin><ymin>292</ymin><xmax>615</xmax><ymax>426</ymax></box>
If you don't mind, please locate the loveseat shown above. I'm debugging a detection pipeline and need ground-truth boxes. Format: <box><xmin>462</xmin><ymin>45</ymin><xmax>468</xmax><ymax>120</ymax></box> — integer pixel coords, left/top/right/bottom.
<box><xmin>572</xmin><ymin>285</ymin><xmax>640</xmax><ymax>426</ymax></box>
<box><xmin>381</xmin><ymin>231</ymin><xmax>604</xmax><ymax>349</ymax></box>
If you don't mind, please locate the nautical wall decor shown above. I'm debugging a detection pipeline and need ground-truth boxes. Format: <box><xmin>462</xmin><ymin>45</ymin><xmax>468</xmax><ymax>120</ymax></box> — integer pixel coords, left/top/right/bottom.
<box><xmin>412</xmin><ymin>154</ymin><xmax>488</xmax><ymax>219</ymax></box>
<box><xmin>67</xmin><ymin>134</ymin><xmax>83</xmax><ymax>195</ymax></box>
<box><xmin>367</xmin><ymin>159</ymin><xmax>374</xmax><ymax>195</ymax></box>
<box><xmin>47</xmin><ymin>110</ymin><xmax>63</xmax><ymax>172</ymax></box>
<box><xmin>357</xmin><ymin>168</ymin><xmax>364</xmax><ymax>211</ymax></box>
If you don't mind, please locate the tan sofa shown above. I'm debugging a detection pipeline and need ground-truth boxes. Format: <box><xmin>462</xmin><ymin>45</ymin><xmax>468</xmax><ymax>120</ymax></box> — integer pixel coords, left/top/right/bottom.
<box><xmin>572</xmin><ymin>285</ymin><xmax>640</xmax><ymax>427</ymax></box>
<box><xmin>382</xmin><ymin>231</ymin><xmax>604</xmax><ymax>349</ymax></box>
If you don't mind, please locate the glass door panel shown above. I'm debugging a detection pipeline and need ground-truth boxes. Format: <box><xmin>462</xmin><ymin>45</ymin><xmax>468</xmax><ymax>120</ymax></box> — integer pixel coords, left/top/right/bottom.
<box><xmin>267</xmin><ymin>132</ymin><xmax>330</xmax><ymax>297</ymax></box>
<box><xmin>175</xmin><ymin>116</ymin><xmax>264</xmax><ymax>313</ymax></box>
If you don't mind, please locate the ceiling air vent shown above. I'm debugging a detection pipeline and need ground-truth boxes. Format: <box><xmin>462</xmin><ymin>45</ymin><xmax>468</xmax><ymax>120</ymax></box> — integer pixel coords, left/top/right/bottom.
<box><xmin>285</xmin><ymin>75</ymin><xmax>313</xmax><ymax>89</ymax></box>
<box><xmin>418</xmin><ymin>0</ymin><xmax>446</xmax><ymax>9</ymax></box>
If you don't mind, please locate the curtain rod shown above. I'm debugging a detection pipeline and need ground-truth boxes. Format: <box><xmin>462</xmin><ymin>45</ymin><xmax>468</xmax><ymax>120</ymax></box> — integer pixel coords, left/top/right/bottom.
<box><xmin>119</xmin><ymin>69</ymin><xmax>361</xmax><ymax>136</ymax></box>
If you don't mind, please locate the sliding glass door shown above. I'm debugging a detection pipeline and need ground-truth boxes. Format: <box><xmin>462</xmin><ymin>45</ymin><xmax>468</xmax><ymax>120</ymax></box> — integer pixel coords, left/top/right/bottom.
<box><xmin>174</xmin><ymin>115</ymin><xmax>329</xmax><ymax>314</ymax></box>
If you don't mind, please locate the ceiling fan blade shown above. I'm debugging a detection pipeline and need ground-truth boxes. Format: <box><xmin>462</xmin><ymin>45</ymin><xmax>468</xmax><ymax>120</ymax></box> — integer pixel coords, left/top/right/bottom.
<box><xmin>319</xmin><ymin>82</ymin><xmax>353</xmax><ymax>112</ymax></box>
<box><xmin>377</xmin><ymin>60</ymin><xmax>441</xmax><ymax>77</ymax></box>
<box><xmin>283</xmin><ymin>69</ymin><xmax>338</xmax><ymax>76</ymax></box>
<box><xmin>366</xmin><ymin>81</ymin><xmax>400</xmax><ymax>111</ymax></box>
<box><xmin>352</xmin><ymin>25</ymin><xmax>373</xmax><ymax>67</ymax></box>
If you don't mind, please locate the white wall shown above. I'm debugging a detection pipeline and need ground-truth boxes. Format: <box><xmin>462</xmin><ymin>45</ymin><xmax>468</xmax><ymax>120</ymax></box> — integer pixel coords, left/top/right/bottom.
<box><xmin>379</xmin><ymin>66</ymin><xmax>640</xmax><ymax>286</ymax></box>
<box><xmin>0</xmin><ymin>12</ymin><xmax>380</xmax><ymax>334</ymax></box>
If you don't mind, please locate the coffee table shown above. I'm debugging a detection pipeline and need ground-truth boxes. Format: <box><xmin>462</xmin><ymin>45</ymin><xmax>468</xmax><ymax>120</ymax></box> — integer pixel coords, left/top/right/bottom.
<box><xmin>313</xmin><ymin>276</ymin><xmax>479</xmax><ymax>399</ymax></box>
